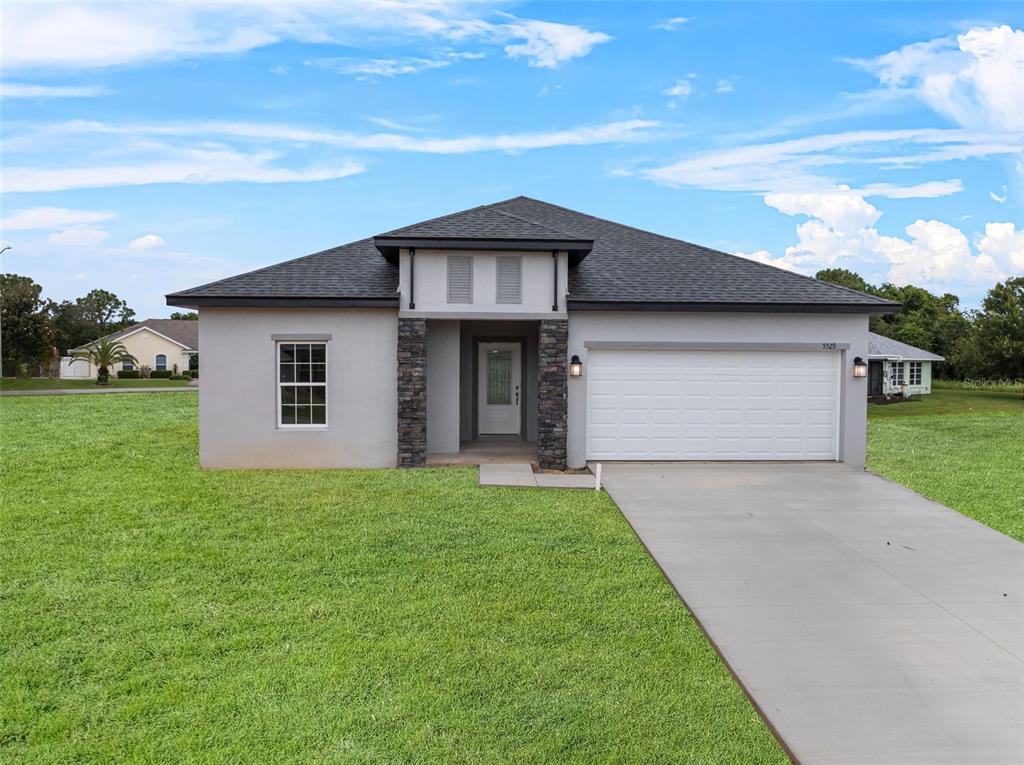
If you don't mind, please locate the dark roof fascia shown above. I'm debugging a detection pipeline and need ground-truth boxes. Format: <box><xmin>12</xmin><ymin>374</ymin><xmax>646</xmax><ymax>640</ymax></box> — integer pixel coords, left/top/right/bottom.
<box><xmin>166</xmin><ymin>294</ymin><xmax>399</xmax><ymax>309</ymax></box>
<box><xmin>568</xmin><ymin>299</ymin><xmax>900</xmax><ymax>315</ymax></box>
<box><xmin>373</xmin><ymin>236</ymin><xmax>593</xmax><ymax>264</ymax></box>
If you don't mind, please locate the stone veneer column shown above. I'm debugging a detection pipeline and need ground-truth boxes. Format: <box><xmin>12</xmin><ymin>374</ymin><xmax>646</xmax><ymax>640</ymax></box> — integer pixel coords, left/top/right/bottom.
<box><xmin>537</xmin><ymin>319</ymin><xmax>568</xmax><ymax>470</ymax></box>
<box><xmin>397</xmin><ymin>318</ymin><xmax>427</xmax><ymax>467</ymax></box>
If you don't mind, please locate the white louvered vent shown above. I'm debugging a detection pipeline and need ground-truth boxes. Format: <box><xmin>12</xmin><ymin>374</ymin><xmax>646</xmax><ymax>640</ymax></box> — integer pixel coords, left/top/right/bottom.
<box><xmin>447</xmin><ymin>255</ymin><xmax>473</xmax><ymax>303</ymax></box>
<box><xmin>495</xmin><ymin>256</ymin><xmax>522</xmax><ymax>304</ymax></box>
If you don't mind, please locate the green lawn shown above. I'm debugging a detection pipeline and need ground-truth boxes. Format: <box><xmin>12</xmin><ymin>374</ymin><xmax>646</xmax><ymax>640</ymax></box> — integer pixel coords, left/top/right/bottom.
<box><xmin>868</xmin><ymin>388</ymin><xmax>1024</xmax><ymax>541</ymax></box>
<box><xmin>1</xmin><ymin>377</ymin><xmax>192</xmax><ymax>391</ymax></box>
<box><xmin>0</xmin><ymin>394</ymin><xmax>784</xmax><ymax>764</ymax></box>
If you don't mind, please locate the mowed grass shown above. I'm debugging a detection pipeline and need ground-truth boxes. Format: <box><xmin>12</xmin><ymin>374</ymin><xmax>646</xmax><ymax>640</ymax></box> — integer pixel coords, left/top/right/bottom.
<box><xmin>868</xmin><ymin>388</ymin><xmax>1024</xmax><ymax>541</ymax></box>
<box><xmin>0</xmin><ymin>394</ymin><xmax>785</xmax><ymax>764</ymax></box>
<box><xmin>1</xmin><ymin>377</ymin><xmax>192</xmax><ymax>391</ymax></box>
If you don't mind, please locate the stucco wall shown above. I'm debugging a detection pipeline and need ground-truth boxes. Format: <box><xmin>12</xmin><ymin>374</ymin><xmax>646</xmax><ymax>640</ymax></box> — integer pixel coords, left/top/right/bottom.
<box><xmin>399</xmin><ymin>249</ymin><xmax>568</xmax><ymax>315</ymax></box>
<box><xmin>426</xmin><ymin>320</ymin><xmax>461</xmax><ymax>454</ymax></box>
<box><xmin>566</xmin><ymin>312</ymin><xmax>870</xmax><ymax>469</ymax></box>
<box><xmin>198</xmin><ymin>308</ymin><xmax>397</xmax><ymax>468</ymax></box>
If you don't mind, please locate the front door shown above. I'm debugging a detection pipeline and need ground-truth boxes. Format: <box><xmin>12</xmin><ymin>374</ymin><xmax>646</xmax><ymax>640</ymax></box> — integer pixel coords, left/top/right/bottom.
<box><xmin>479</xmin><ymin>342</ymin><xmax>521</xmax><ymax>435</ymax></box>
<box><xmin>868</xmin><ymin>361</ymin><xmax>883</xmax><ymax>396</ymax></box>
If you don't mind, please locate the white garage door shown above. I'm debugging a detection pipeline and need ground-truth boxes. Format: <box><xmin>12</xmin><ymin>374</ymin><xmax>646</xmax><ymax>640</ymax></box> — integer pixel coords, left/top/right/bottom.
<box><xmin>587</xmin><ymin>349</ymin><xmax>839</xmax><ymax>461</ymax></box>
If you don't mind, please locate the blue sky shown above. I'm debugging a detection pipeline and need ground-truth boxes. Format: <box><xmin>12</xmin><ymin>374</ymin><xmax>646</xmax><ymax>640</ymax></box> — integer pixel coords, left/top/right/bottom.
<box><xmin>1</xmin><ymin>1</ymin><xmax>1021</xmax><ymax>317</ymax></box>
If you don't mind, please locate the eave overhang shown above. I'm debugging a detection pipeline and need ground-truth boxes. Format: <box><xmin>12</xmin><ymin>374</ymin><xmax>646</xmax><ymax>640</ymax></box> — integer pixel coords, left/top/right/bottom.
<box><xmin>166</xmin><ymin>294</ymin><xmax>399</xmax><ymax>310</ymax></box>
<box><xmin>567</xmin><ymin>299</ymin><xmax>901</xmax><ymax>315</ymax></box>
<box><xmin>373</xmin><ymin>236</ymin><xmax>594</xmax><ymax>265</ymax></box>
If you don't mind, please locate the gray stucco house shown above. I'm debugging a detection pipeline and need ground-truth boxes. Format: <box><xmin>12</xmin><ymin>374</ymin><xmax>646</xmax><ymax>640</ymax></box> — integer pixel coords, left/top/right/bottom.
<box><xmin>167</xmin><ymin>196</ymin><xmax>898</xmax><ymax>470</ymax></box>
<box><xmin>867</xmin><ymin>332</ymin><xmax>944</xmax><ymax>398</ymax></box>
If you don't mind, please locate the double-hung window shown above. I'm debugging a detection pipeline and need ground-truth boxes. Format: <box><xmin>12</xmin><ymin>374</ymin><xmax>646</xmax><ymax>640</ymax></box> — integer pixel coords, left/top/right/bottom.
<box><xmin>908</xmin><ymin>361</ymin><xmax>922</xmax><ymax>386</ymax></box>
<box><xmin>891</xmin><ymin>362</ymin><xmax>905</xmax><ymax>386</ymax></box>
<box><xmin>154</xmin><ymin>354</ymin><xmax>167</xmax><ymax>371</ymax></box>
<box><xmin>278</xmin><ymin>342</ymin><xmax>327</xmax><ymax>426</ymax></box>
<box><xmin>122</xmin><ymin>360</ymin><xmax>134</xmax><ymax>371</ymax></box>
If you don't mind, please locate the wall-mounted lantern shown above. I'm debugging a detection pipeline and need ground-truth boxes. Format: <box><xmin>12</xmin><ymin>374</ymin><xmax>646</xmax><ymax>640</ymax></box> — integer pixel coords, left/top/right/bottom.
<box><xmin>853</xmin><ymin>357</ymin><xmax>868</xmax><ymax>378</ymax></box>
<box><xmin>569</xmin><ymin>354</ymin><xmax>583</xmax><ymax>377</ymax></box>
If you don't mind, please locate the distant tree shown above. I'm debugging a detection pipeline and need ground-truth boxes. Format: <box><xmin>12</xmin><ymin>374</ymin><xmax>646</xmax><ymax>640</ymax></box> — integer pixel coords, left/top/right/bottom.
<box><xmin>169</xmin><ymin>311</ymin><xmax>198</xmax><ymax>320</ymax></box>
<box><xmin>815</xmin><ymin>268</ymin><xmax>875</xmax><ymax>295</ymax></box>
<box><xmin>871</xmin><ymin>284</ymin><xmax>971</xmax><ymax>376</ymax></box>
<box><xmin>48</xmin><ymin>299</ymin><xmax>92</xmax><ymax>354</ymax></box>
<box><xmin>70</xmin><ymin>336</ymin><xmax>137</xmax><ymax>385</ymax></box>
<box><xmin>76</xmin><ymin>289</ymin><xmax>135</xmax><ymax>335</ymax></box>
<box><xmin>1</xmin><ymin>273</ymin><xmax>53</xmax><ymax>376</ymax></box>
<box><xmin>953</xmin><ymin>277</ymin><xmax>1024</xmax><ymax>383</ymax></box>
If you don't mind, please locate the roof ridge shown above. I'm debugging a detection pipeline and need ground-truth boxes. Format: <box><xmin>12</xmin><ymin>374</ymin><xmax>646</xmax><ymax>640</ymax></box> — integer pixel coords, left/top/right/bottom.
<box><xmin>500</xmin><ymin>197</ymin><xmax>896</xmax><ymax>306</ymax></box>
<box><xmin>376</xmin><ymin>201</ymin><xmax>498</xmax><ymax>237</ymax></box>
<box><xmin>483</xmin><ymin>204</ymin><xmax>581</xmax><ymax>238</ymax></box>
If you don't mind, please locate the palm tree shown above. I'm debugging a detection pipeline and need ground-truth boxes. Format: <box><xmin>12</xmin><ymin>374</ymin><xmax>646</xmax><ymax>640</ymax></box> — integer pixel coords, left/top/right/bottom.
<box><xmin>70</xmin><ymin>337</ymin><xmax>138</xmax><ymax>385</ymax></box>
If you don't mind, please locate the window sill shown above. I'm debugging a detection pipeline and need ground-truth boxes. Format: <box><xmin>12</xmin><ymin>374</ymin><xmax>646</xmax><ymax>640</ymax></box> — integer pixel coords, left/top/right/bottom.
<box><xmin>276</xmin><ymin>425</ymin><xmax>329</xmax><ymax>432</ymax></box>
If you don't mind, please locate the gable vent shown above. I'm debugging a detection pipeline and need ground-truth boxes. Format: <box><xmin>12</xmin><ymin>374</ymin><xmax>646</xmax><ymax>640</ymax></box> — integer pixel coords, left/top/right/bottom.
<box><xmin>447</xmin><ymin>255</ymin><xmax>473</xmax><ymax>303</ymax></box>
<box><xmin>495</xmin><ymin>256</ymin><xmax>522</xmax><ymax>304</ymax></box>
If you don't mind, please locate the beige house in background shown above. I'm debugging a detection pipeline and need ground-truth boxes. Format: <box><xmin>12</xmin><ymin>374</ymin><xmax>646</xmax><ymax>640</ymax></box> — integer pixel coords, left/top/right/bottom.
<box><xmin>60</xmin><ymin>319</ymin><xmax>198</xmax><ymax>379</ymax></box>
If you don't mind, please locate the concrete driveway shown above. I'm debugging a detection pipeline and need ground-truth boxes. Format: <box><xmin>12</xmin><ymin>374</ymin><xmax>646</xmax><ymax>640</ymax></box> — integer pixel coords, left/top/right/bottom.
<box><xmin>601</xmin><ymin>463</ymin><xmax>1023</xmax><ymax>765</ymax></box>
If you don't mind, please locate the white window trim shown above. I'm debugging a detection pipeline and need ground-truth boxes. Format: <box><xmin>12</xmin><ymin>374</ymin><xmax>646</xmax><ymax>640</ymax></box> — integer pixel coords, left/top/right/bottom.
<box><xmin>891</xmin><ymin>361</ymin><xmax>905</xmax><ymax>386</ymax></box>
<box><xmin>276</xmin><ymin>341</ymin><xmax>329</xmax><ymax>430</ymax></box>
<box><xmin>908</xmin><ymin>361</ymin><xmax>923</xmax><ymax>386</ymax></box>
<box><xmin>154</xmin><ymin>354</ymin><xmax>167</xmax><ymax>371</ymax></box>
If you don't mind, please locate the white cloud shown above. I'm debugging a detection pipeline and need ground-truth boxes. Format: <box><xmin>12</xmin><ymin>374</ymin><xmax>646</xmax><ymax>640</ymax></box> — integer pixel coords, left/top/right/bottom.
<box><xmin>72</xmin><ymin>272</ymin><xmax>87</xmax><ymax>280</ymax></box>
<box><xmin>715</xmin><ymin>79</ymin><xmax>735</xmax><ymax>94</ymax></box>
<box><xmin>644</xmin><ymin>128</ymin><xmax>1017</xmax><ymax>194</ymax></box>
<box><xmin>363</xmin><ymin>116</ymin><xmax>427</xmax><ymax>133</ymax></box>
<box><xmin>269</xmin><ymin>64</ymin><xmax>290</xmax><ymax>76</ymax></box>
<box><xmin>47</xmin><ymin>225</ymin><xmax>110</xmax><ymax>247</ymax></box>
<box><xmin>750</xmin><ymin>189</ymin><xmax>1012</xmax><ymax>285</ymax></box>
<box><xmin>0</xmin><ymin>82</ymin><xmax>109</xmax><ymax>98</ymax></box>
<box><xmin>0</xmin><ymin>2</ymin><xmax>609</xmax><ymax>71</ymax></box>
<box><xmin>307</xmin><ymin>51</ymin><xmax>484</xmax><ymax>79</ymax></box>
<box><xmin>977</xmin><ymin>222</ymin><xmax>1024</xmax><ymax>272</ymax></box>
<box><xmin>848</xmin><ymin>25</ymin><xmax>1024</xmax><ymax>131</ymax></box>
<box><xmin>734</xmin><ymin>249</ymin><xmax>799</xmax><ymax>272</ymax></box>
<box><xmin>654</xmin><ymin>17</ymin><xmax>690</xmax><ymax>31</ymax></box>
<box><xmin>989</xmin><ymin>185</ymin><xmax>1008</xmax><ymax>203</ymax></box>
<box><xmin>664</xmin><ymin>79</ymin><xmax>694</xmax><ymax>98</ymax></box>
<box><xmin>502</xmin><ymin>18</ymin><xmax>611</xmax><ymax>68</ymax></box>
<box><xmin>0</xmin><ymin>206</ymin><xmax>116</xmax><ymax>231</ymax></box>
<box><xmin>129</xmin><ymin>234</ymin><xmax>165</xmax><ymax>251</ymax></box>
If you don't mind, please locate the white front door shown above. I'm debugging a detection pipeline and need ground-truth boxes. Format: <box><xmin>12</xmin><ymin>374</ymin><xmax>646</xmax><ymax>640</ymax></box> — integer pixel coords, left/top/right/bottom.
<box><xmin>479</xmin><ymin>342</ymin><xmax>522</xmax><ymax>435</ymax></box>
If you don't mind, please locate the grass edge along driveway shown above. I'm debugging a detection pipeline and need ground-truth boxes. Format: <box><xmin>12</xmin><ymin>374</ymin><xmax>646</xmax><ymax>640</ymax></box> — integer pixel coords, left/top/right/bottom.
<box><xmin>0</xmin><ymin>393</ymin><xmax>786</xmax><ymax>764</ymax></box>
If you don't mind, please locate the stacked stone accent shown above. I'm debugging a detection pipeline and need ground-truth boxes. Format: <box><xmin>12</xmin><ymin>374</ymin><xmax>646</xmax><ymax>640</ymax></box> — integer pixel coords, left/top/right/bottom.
<box><xmin>397</xmin><ymin>318</ymin><xmax>427</xmax><ymax>467</ymax></box>
<box><xmin>537</xmin><ymin>319</ymin><xmax>568</xmax><ymax>470</ymax></box>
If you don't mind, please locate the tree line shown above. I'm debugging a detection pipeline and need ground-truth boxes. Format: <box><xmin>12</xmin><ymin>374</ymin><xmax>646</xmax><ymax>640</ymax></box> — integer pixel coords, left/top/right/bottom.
<box><xmin>815</xmin><ymin>270</ymin><xmax>1023</xmax><ymax>381</ymax></box>
<box><xmin>1</xmin><ymin>273</ymin><xmax>196</xmax><ymax>377</ymax></box>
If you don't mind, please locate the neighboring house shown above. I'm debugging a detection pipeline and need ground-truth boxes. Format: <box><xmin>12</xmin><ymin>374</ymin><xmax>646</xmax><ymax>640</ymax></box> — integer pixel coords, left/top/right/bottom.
<box><xmin>867</xmin><ymin>332</ymin><xmax>944</xmax><ymax>398</ymax></box>
<box><xmin>61</xmin><ymin>319</ymin><xmax>198</xmax><ymax>379</ymax></box>
<box><xmin>167</xmin><ymin>196</ymin><xmax>898</xmax><ymax>470</ymax></box>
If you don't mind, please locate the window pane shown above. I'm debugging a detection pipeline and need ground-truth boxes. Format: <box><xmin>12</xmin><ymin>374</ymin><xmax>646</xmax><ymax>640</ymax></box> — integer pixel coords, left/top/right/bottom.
<box><xmin>296</xmin><ymin>345</ymin><xmax>311</xmax><ymax>363</ymax></box>
<box><xmin>311</xmin><ymin>387</ymin><xmax>326</xmax><ymax>405</ymax></box>
<box><xmin>281</xmin><ymin>405</ymin><xmax>296</xmax><ymax>425</ymax></box>
<box><xmin>297</xmin><ymin>386</ymin><xmax>311</xmax><ymax>405</ymax></box>
<box><xmin>280</xmin><ymin>364</ymin><xmax>295</xmax><ymax>383</ymax></box>
<box><xmin>487</xmin><ymin>350</ymin><xmax>513</xmax><ymax>405</ymax></box>
<box><xmin>311</xmin><ymin>364</ymin><xmax>326</xmax><ymax>383</ymax></box>
<box><xmin>297</xmin><ymin>365</ymin><xmax>311</xmax><ymax>383</ymax></box>
<box><xmin>310</xmin><ymin>405</ymin><xmax>326</xmax><ymax>425</ymax></box>
<box><xmin>311</xmin><ymin>345</ymin><xmax>326</xmax><ymax>363</ymax></box>
<box><xmin>295</xmin><ymin>405</ymin><xmax>312</xmax><ymax>424</ymax></box>
<box><xmin>280</xmin><ymin>344</ymin><xmax>295</xmax><ymax>363</ymax></box>
<box><xmin>282</xmin><ymin>386</ymin><xmax>297</xmax><ymax>405</ymax></box>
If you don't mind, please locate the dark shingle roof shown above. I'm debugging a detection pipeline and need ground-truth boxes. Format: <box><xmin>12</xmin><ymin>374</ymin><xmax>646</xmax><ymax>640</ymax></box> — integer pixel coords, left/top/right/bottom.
<box><xmin>79</xmin><ymin>319</ymin><xmax>199</xmax><ymax>350</ymax></box>
<box><xmin>868</xmin><ymin>332</ymin><xmax>944</xmax><ymax>361</ymax></box>
<box><xmin>168</xmin><ymin>196</ymin><xmax>897</xmax><ymax>312</ymax></box>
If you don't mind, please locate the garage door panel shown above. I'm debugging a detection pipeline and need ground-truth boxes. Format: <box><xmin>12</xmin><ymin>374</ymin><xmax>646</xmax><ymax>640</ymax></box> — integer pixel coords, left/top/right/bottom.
<box><xmin>586</xmin><ymin>349</ymin><xmax>839</xmax><ymax>461</ymax></box>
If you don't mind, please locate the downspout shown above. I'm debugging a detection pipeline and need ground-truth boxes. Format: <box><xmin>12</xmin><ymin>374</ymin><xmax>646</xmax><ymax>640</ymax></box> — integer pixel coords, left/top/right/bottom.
<box><xmin>408</xmin><ymin>247</ymin><xmax>416</xmax><ymax>310</ymax></box>
<box><xmin>552</xmin><ymin>250</ymin><xmax>558</xmax><ymax>311</ymax></box>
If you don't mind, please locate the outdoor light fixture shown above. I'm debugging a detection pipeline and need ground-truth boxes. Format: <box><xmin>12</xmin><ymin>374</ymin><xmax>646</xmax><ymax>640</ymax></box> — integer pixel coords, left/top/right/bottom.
<box><xmin>569</xmin><ymin>354</ymin><xmax>583</xmax><ymax>377</ymax></box>
<box><xmin>853</xmin><ymin>357</ymin><xmax>868</xmax><ymax>378</ymax></box>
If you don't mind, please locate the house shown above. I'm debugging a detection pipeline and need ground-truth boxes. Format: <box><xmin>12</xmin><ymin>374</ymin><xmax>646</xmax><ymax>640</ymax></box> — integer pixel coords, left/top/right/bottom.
<box><xmin>166</xmin><ymin>196</ymin><xmax>898</xmax><ymax>470</ymax></box>
<box><xmin>867</xmin><ymin>332</ymin><xmax>944</xmax><ymax>398</ymax></box>
<box><xmin>60</xmin><ymin>319</ymin><xmax>198</xmax><ymax>379</ymax></box>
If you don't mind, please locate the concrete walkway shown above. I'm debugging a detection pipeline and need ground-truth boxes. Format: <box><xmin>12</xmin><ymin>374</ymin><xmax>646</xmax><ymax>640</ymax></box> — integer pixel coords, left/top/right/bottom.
<box><xmin>478</xmin><ymin>463</ymin><xmax>596</xmax><ymax>489</ymax></box>
<box><xmin>1</xmin><ymin>387</ymin><xmax>196</xmax><ymax>397</ymax></box>
<box><xmin>601</xmin><ymin>462</ymin><xmax>1023</xmax><ymax>765</ymax></box>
